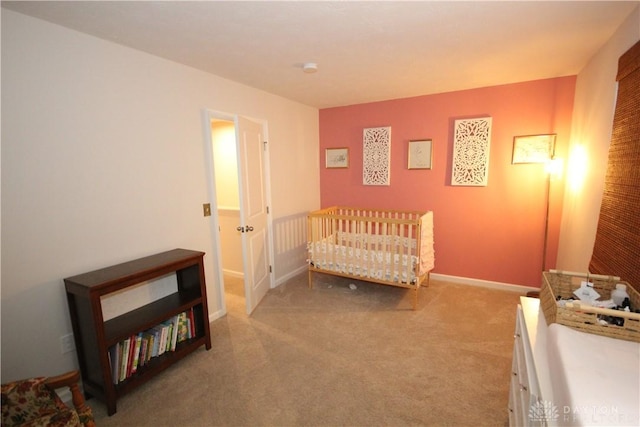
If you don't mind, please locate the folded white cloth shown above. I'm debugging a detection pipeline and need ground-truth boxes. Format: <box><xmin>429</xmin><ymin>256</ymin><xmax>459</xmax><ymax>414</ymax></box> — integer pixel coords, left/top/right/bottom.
<box><xmin>546</xmin><ymin>323</ymin><xmax>640</xmax><ymax>426</ymax></box>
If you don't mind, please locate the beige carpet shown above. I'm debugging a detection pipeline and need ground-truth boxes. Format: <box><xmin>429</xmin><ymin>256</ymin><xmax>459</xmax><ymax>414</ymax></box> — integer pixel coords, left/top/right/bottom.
<box><xmin>89</xmin><ymin>272</ymin><xmax>523</xmax><ymax>426</ymax></box>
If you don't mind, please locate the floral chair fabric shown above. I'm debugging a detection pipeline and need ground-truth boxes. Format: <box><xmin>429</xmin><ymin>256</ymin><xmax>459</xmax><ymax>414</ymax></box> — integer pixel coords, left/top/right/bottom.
<box><xmin>1</xmin><ymin>372</ymin><xmax>95</xmax><ymax>427</ymax></box>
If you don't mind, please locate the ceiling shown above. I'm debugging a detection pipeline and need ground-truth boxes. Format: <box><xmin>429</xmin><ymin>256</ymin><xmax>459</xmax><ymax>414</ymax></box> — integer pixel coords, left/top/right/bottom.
<box><xmin>3</xmin><ymin>1</ymin><xmax>638</xmax><ymax>108</ymax></box>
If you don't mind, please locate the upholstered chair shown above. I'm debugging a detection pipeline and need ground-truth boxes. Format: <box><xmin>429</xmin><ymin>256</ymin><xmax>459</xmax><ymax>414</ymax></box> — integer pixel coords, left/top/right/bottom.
<box><xmin>1</xmin><ymin>370</ymin><xmax>95</xmax><ymax>427</ymax></box>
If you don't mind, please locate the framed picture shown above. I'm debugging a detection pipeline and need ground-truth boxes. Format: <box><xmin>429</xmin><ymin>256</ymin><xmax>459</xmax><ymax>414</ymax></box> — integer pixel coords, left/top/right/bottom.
<box><xmin>408</xmin><ymin>139</ymin><xmax>433</xmax><ymax>169</ymax></box>
<box><xmin>512</xmin><ymin>134</ymin><xmax>556</xmax><ymax>164</ymax></box>
<box><xmin>325</xmin><ymin>147</ymin><xmax>349</xmax><ymax>168</ymax></box>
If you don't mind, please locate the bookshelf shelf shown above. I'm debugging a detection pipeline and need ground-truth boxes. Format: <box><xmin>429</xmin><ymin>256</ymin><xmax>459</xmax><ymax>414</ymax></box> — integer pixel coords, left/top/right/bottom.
<box><xmin>64</xmin><ymin>249</ymin><xmax>211</xmax><ymax>416</ymax></box>
<box><xmin>103</xmin><ymin>289</ymin><xmax>202</xmax><ymax>345</ymax></box>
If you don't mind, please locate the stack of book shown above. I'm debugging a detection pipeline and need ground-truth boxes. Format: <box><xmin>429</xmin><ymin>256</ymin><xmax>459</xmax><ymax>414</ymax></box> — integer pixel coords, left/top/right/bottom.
<box><xmin>108</xmin><ymin>308</ymin><xmax>196</xmax><ymax>384</ymax></box>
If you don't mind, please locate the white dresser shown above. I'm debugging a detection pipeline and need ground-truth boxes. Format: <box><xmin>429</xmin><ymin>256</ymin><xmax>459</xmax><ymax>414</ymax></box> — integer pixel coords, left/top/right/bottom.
<box><xmin>509</xmin><ymin>297</ymin><xmax>554</xmax><ymax>427</ymax></box>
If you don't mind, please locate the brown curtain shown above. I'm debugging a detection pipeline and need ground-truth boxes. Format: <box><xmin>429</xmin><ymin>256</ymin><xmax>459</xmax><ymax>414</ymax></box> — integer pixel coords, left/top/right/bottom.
<box><xmin>589</xmin><ymin>40</ymin><xmax>640</xmax><ymax>292</ymax></box>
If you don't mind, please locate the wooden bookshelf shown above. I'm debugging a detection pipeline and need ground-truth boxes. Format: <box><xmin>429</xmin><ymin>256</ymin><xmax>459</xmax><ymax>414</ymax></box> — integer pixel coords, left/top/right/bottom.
<box><xmin>64</xmin><ymin>249</ymin><xmax>211</xmax><ymax>415</ymax></box>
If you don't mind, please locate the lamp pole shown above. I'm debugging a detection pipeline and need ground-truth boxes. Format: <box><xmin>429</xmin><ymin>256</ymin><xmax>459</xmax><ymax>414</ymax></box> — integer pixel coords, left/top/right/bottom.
<box><xmin>542</xmin><ymin>151</ymin><xmax>561</xmax><ymax>273</ymax></box>
<box><xmin>542</xmin><ymin>169</ymin><xmax>552</xmax><ymax>272</ymax></box>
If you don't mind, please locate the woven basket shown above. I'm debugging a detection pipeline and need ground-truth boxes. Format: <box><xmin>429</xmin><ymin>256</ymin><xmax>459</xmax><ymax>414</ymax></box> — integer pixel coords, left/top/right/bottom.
<box><xmin>540</xmin><ymin>270</ymin><xmax>640</xmax><ymax>342</ymax></box>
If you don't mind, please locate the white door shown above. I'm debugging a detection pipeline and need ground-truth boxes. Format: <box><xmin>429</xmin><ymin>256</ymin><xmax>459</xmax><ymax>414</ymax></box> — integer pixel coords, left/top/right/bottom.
<box><xmin>235</xmin><ymin>116</ymin><xmax>271</xmax><ymax>314</ymax></box>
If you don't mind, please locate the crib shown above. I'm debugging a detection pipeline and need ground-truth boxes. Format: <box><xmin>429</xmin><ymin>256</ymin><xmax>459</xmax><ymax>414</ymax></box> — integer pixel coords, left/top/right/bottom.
<box><xmin>307</xmin><ymin>206</ymin><xmax>435</xmax><ymax>309</ymax></box>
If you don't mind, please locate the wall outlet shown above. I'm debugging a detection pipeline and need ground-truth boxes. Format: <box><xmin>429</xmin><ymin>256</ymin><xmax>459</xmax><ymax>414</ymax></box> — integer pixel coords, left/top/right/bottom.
<box><xmin>60</xmin><ymin>334</ymin><xmax>75</xmax><ymax>354</ymax></box>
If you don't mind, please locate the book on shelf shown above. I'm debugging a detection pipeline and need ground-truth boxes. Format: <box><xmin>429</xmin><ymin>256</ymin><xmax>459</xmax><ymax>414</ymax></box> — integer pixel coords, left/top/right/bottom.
<box><xmin>177</xmin><ymin>311</ymin><xmax>190</xmax><ymax>343</ymax></box>
<box><xmin>109</xmin><ymin>342</ymin><xmax>120</xmax><ymax>384</ymax></box>
<box><xmin>169</xmin><ymin>315</ymin><xmax>179</xmax><ymax>351</ymax></box>
<box><xmin>162</xmin><ymin>319</ymin><xmax>173</xmax><ymax>353</ymax></box>
<box><xmin>163</xmin><ymin>322</ymin><xmax>171</xmax><ymax>355</ymax></box>
<box><xmin>130</xmin><ymin>333</ymin><xmax>142</xmax><ymax>375</ymax></box>
<box><xmin>145</xmin><ymin>331</ymin><xmax>155</xmax><ymax>364</ymax></box>
<box><xmin>149</xmin><ymin>325</ymin><xmax>161</xmax><ymax>358</ymax></box>
<box><xmin>119</xmin><ymin>337</ymin><xmax>130</xmax><ymax>383</ymax></box>
<box><xmin>138</xmin><ymin>334</ymin><xmax>148</xmax><ymax>369</ymax></box>
<box><xmin>125</xmin><ymin>335</ymin><xmax>137</xmax><ymax>378</ymax></box>
<box><xmin>149</xmin><ymin>324</ymin><xmax>166</xmax><ymax>357</ymax></box>
<box><xmin>187</xmin><ymin>308</ymin><xmax>196</xmax><ymax>338</ymax></box>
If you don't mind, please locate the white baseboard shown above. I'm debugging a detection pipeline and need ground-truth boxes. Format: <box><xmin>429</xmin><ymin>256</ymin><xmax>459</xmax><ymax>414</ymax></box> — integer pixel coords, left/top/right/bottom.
<box><xmin>222</xmin><ymin>269</ymin><xmax>243</xmax><ymax>279</ymax></box>
<box><xmin>430</xmin><ymin>273</ymin><xmax>538</xmax><ymax>294</ymax></box>
<box><xmin>274</xmin><ymin>265</ymin><xmax>308</xmax><ymax>288</ymax></box>
<box><xmin>208</xmin><ymin>307</ymin><xmax>226</xmax><ymax>323</ymax></box>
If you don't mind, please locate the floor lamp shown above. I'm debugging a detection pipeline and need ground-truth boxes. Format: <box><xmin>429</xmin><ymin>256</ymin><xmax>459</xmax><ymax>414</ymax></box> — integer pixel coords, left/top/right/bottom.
<box><xmin>542</xmin><ymin>156</ymin><xmax>563</xmax><ymax>272</ymax></box>
<box><xmin>542</xmin><ymin>166</ymin><xmax>552</xmax><ymax>273</ymax></box>
<box><xmin>512</xmin><ymin>134</ymin><xmax>559</xmax><ymax>298</ymax></box>
<box><xmin>527</xmin><ymin>156</ymin><xmax>562</xmax><ymax>298</ymax></box>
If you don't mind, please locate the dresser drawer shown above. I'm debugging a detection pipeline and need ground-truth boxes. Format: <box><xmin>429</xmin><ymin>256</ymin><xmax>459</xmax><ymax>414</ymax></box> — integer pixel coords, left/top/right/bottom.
<box><xmin>508</xmin><ymin>370</ymin><xmax>521</xmax><ymax>426</ymax></box>
<box><xmin>514</xmin><ymin>310</ymin><xmax>531</xmax><ymax>393</ymax></box>
<box><xmin>510</xmin><ymin>302</ymin><xmax>546</xmax><ymax>427</ymax></box>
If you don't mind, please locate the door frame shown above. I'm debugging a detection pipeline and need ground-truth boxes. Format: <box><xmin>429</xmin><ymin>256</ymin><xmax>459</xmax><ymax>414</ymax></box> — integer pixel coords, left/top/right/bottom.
<box><xmin>202</xmin><ymin>108</ymin><xmax>275</xmax><ymax>317</ymax></box>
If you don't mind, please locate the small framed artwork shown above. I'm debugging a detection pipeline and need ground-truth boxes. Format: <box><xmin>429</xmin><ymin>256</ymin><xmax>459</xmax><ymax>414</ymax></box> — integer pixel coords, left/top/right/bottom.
<box><xmin>512</xmin><ymin>134</ymin><xmax>556</xmax><ymax>164</ymax></box>
<box><xmin>408</xmin><ymin>139</ymin><xmax>433</xmax><ymax>169</ymax></box>
<box><xmin>325</xmin><ymin>147</ymin><xmax>349</xmax><ymax>168</ymax></box>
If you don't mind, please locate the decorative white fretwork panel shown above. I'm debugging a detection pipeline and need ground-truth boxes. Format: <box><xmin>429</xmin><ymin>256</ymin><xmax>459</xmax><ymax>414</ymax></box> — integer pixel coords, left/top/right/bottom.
<box><xmin>451</xmin><ymin>117</ymin><xmax>492</xmax><ymax>186</ymax></box>
<box><xmin>363</xmin><ymin>127</ymin><xmax>391</xmax><ymax>186</ymax></box>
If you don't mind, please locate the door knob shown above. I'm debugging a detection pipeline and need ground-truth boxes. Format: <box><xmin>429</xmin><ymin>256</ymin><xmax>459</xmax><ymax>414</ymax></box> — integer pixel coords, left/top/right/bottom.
<box><xmin>236</xmin><ymin>226</ymin><xmax>245</xmax><ymax>232</ymax></box>
<box><xmin>246</xmin><ymin>226</ymin><xmax>254</xmax><ymax>232</ymax></box>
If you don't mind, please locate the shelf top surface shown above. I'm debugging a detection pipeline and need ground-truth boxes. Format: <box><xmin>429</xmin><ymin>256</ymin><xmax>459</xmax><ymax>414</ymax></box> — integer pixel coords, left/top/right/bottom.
<box><xmin>64</xmin><ymin>248</ymin><xmax>204</xmax><ymax>290</ymax></box>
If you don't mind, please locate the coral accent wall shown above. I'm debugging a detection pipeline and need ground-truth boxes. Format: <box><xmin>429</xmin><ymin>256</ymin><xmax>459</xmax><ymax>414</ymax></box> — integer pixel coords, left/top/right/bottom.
<box><xmin>319</xmin><ymin>77</ymin><xmax>576</xmax><ymax>287</ymax></box>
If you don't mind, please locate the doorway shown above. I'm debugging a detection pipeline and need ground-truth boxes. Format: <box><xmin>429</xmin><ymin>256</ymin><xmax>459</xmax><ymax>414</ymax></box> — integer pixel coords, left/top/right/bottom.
<box><xmin>210</xmin><ymin>118</ymin><xmax>246</xmax><ymax>312</ymax></box>
<box><xmin>204</xmin><ymin>110</ymin><xmax>274</xmax><ymax>316</ymax></box>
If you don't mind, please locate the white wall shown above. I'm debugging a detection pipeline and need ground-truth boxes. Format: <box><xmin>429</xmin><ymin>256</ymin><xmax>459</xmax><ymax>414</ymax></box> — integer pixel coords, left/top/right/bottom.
<box><xmin>556</xmin><ymin>5</ymin><xmax>640</xmax><ymax>271</ymax></box>
<box><xmin>1</xmin><ymin>9</ymin><xmax>319</xmax><ymax>381</ymax></box>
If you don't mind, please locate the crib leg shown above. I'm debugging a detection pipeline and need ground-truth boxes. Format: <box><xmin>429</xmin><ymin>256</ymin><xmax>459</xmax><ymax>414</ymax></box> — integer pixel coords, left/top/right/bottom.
<box><xmin>413</xmin><ymin>285</ymin><xmax>419</xmax><ymax>310</ymax></box>
<box><xmin>308</xmin><ymin>269</ymin><xmax>313</xmax><ymax>289</ymax></box>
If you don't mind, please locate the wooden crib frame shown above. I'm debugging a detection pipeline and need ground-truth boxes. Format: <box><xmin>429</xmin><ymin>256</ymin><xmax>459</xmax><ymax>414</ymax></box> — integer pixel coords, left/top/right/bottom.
<box><xmin>307</xmin><ymin>206</ymin><xmax>434</xmax><ymax>309</ymax></box>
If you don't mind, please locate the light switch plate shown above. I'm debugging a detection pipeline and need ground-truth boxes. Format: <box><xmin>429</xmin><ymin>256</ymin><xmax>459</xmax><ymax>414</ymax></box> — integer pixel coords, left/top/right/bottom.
<box><xmin>203</xmin><ymin>203</ymin><xmax>211</xmax><ymax>217</ymax></box>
